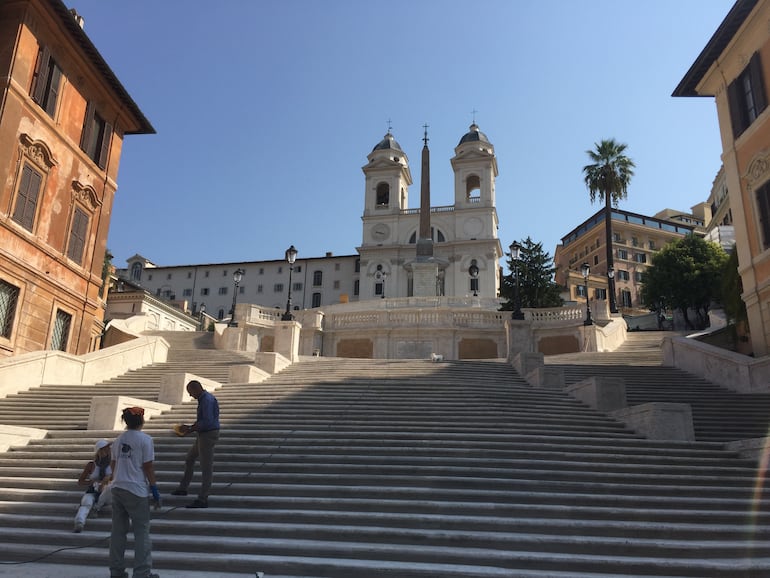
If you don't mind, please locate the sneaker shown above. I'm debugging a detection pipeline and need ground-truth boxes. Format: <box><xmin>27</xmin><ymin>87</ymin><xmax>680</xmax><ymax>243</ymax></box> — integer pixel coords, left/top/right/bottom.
<box><xmin>170</xmin><ymin>488</ymin><xmax>187</xmax><ymax>496</ymax></box>
<box><xmin>186</xmin><ymin>498</ymin><xmax>207</xmax><ymax>508</ymax></box>
<box><xmin>73</xmin><ymin>522</ymin><xmax>83</xmax><ymax>533</ymax></box>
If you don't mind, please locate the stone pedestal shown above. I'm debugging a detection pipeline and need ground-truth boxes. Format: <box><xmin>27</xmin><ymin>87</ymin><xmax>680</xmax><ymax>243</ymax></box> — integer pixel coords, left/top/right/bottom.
<box><xmin>275</xmin><ymin>320</ymin><xmax>301</xmax><ymax>362</ymax></box>
<box><xmin>411</xmin><ymin>261</ymin><xmax>440</xmax><ymax>297</ymax></box>
<box><xmin>566</xmin><ymin>376</ymin><xmax>627</xmax><ymax>412</ymax></box>
<box><xmin>612</xmin><ymin>402</ymin><xmax>694</xmax><ymax>441</ymax></box>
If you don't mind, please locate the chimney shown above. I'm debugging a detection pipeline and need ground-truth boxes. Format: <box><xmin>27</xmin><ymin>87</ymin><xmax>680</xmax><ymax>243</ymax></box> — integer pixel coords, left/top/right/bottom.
<box><xmin>69</xmin><ymin>9</ymin><xmax>85</xmax><ymax>28</ymax></box>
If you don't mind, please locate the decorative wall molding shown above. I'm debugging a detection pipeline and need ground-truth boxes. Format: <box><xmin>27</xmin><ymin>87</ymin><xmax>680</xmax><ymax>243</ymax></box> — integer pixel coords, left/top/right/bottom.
<box><xmin>19</xmin><ymin>133</ymin><xmax>57</xmax><ymax>172</ymax></box>
<box><xmin>71</xmin><ymin>180</ymin><xmax>102</xmax><ymax>210</ymax></box>
<box><xmin>744</xmin><ymin>149</ymin><xmax>770</xmax><ymax>190</ymax></box>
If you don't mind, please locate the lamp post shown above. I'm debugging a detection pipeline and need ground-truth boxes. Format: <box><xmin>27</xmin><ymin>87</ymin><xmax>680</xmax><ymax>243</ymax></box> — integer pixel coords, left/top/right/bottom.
<box><xmin>607</xmin><ymin>266</ymin><xmax>616</xmax><ymax>315</ymax></box>
<box><xmin>282</xmin><ymin>245</ymin><xmax>298</xmax><ymax>321</ymax></box>
<box><xmin>228</xmin><ymin>269</ymin><xmax>244</xmax><ymax>327</ymax></box>
<box><xmin>199</xmin><ymin>303</ymin><xmax>206</xmax><ymax>330</ymax></box>
<box><xmin>581</xmin><ymin>262</ymin><xmax>593</xmax><ymax>326</ymax></box>
<box><xmin>509</xmin><ymin>241</ymin><xmax>524</xmax><ymax>320</ymax></box>
<box><xmin>468</xmin><ymin>262</ymin><xmax>479</xmax><ymax>297</ymax></box>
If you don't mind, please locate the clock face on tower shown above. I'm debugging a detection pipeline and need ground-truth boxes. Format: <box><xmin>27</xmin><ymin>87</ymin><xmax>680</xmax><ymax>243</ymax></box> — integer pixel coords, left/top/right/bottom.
<box><xmin>371</xmin><ymin>223</ymin><xmax>390</xmax><ymax>241</ymax></box>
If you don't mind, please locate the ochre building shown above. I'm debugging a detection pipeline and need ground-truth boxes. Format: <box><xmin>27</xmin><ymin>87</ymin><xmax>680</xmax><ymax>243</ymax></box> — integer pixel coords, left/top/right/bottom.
<box><xmin>0</xmin><ymin>0</ymin><xmax>153</xmax><ymax>357</ymax></box>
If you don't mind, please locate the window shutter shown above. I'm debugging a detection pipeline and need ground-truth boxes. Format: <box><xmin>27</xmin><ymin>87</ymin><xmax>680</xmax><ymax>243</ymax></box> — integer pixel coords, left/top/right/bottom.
<box><xmin>67</xmin><ymin>207</ymin><xmax>89</xmax><ymax>264</ymax></box>
<box><xmin>12</xmin><ymin>165</ymin><xmax>41</xmax><ymax>231</ymax></box>
<box><xmin>80</xmin><ymin>101</ymin><xmax>94</xmax><ymax>151</ymax></box>
<box><xmin>97</xmin><ymin>122</ymin><xmax>112</xmax><ymax>169</ymax></box>
<box><xmin>31</xmin><ymin>47</ymin><xmax>50</xmax><ymax>104</ymax></box>
<box><xmin>758</xmin><ymin>185</ymin><xmax>770</xmax><ymax>249</ymax></box>
<box><xmin>750</xmin><ymin>52</ymin><xmax>767</xmax><ymax>115</ymax></box>
<box><xmin>727</xmin><ymin>78</ymin><xmax>745</xmax><ymax>138</ymax></box>
<box><xmin>44</xmin><ymin>63</ymin><xmax>62</xmax><ymax>117</ymax></box>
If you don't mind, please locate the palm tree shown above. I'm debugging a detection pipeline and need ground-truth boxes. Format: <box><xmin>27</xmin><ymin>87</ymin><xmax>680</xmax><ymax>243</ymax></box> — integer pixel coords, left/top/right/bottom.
<box><xmin>583</xmin><ymin>139</ymin><xmax>635</xmax><ymax>313</ymax></box>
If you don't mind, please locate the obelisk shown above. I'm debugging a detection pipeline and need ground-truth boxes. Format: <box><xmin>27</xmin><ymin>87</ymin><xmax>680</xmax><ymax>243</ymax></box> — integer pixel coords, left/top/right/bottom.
<box><xmin>411</xmin><ymin>124</ymin><xmax>442</xmax><ymax>296</ymax></box>
<box><xmin>416</xmin><ymin>124</ymin><xmax>433</xmax><ymax>259</ymax></box>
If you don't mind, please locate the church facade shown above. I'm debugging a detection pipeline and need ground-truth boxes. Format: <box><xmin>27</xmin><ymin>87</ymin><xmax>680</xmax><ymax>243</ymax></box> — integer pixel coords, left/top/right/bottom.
<box><xmin>120</xmin><ymin>123</ymin><xmax>505</xmax><ymax>320</ymax></box>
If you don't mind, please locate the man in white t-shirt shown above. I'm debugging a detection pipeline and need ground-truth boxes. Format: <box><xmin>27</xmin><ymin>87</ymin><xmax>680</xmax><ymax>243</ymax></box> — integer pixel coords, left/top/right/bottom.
<box><xmin>109</xmin><ymin>406</ymin><xmax>161</xmax><ymax>578</ymax></box>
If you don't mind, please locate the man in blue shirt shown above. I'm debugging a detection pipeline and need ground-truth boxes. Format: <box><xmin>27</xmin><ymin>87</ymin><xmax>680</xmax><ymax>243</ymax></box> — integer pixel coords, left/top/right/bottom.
<box><xmin>171</xmin><ymin>380</ymin><xmax>220</xmax><ymax>508</ymax></box>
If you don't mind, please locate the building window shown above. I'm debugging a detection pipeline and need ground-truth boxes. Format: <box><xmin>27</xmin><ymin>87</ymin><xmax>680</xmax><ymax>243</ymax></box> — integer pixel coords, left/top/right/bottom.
<box><xmin>200</xmin><ymin>288</ymin><xmax>209</xmax><ymax>296</ymax></box>
<box><xmin>278</xmin><ymin>266</ymin><xmax>283</xmax><ymax>274</ymax></box>
<box><xmin>313</xmin><ymin>270</ymin><xmax>323</xmax><ymax>286</ymax></box>
<box><xmin>66</xmin><ymin>206</ymin><xmax>89</xmax><ymax>265</ymax></box>
<box><xmin>728</xmin><ymin>52</ymin><xmax>768</xmax><ymax>138</ymax></box>
<box><xmin>634</xmin><ymin>253</ymin><xmax>647</xmax><ymax>264</ymax></box>
<box><xmin>295</xmin><ymin>265</ymin><xmax>301</xmax><ymax>273</ymax></box>
<box><xmin>648</xmin><ymin>240</ymin><xmax>656</xmax><ymax>250</ymax></box>
<box><xmin>187</xmin><ymin>272</ymin><xmax>192</xmax><ymax>279</ymax></box>
<box><xmin>257</xmin><ymin>284</ymin><xmax>263</xmax><ymax>293</ymax></box>
<box><xmin>204</xmin><ymin>271</ymin><xmax>210</xmax><ymax>277</ymax></box>
<box><xmin>51</xmin><ymin>309</ymin><xmax>72</xmax><ymax>351</ymax></box>
<box><xmin>594</xmin><ymin>288</ymin><xmax>607</xmax><ymax>300</ymax></box>
<box><xmin>333</xmin><ymin>280</ymin><xmax>340</xmax><ymax>289</ymax></box>
<box><xmin>576</xmin><ymin>284</ymin><xmax>587</xmax><ymax>298</ymax></box>
<box><xmin>634</xmin><ymin>271</ymin><xmax>643</xmax><ymax>282</ymax></box>
<box><xmin>757</xmin><ymin>181</ymin><xmax>770</xmax><ymax>249</ymax></box>
<box><xmin>259</xmin><ymin>268</ymin><xmax>264</xmax><ymax>275</ymax></box>
<box><xmin>335</xmin><ymin>263</ymin><xmax>340</xmax><ymax>271</ymax></box>
<box><xmin>293</xmin><ymin>282</ymin><xmax>302</xmax><ymax>291</ymax></box>
<box><xmin>620</xmin><ymin>290</ymin><xmax>632</xmax><ymax>308</ymax></box>
<box><xmin>354</xmin><ymin>279</ymin><xmax>360</xmax><ymax>296</ymax></box>
<box><xmin>593</xmin><ymin>255</ymin><xmax>599</xmax><ymax>266</ymax></box>
<box><xmin>167</xmin><ymin>273</ymin><xmax>172</xmax><ymax>280</ymax></box>
<box><xmin>274</xmin><ymin>283</ymin><xmax>284</xmax><ymax>293</ymax></box>
<box><xmin>218</xmin><ymin>287</ymin><xmax>228</xmax><ymax>295</ymax></box>
<box><xmin>613</xmin><ymin>232</ymin><xmax>621</xmax><ymax>242</ymax></box>
<box><xmin>12</xmin><ymin>164</ymin><xmax>43</xmax><ymax>232</ymax></box>
<box><xmin>631</xmin><ymin>237</ymin><xmax>638</xmax><ymax>247</ymax></box>
<box><xmin>130</xmin><ymin>262</ymin><xmax>142</xmax><ymax>281</ymax></box>
<box><xmin>376</xmin><ymin>182</ymin><xmax>390</xmax><ymax>205</ymax></box>
<box><xmin>375</xmin><ymin>282</ymin><xmax>384</xmax><ymax>296</ymax></box>
<box><xmin>470</xmin><ymin>277</ymin><xmax>479</xmax><ymax>294</ymax></box>
<box><xmin>312</xmin><ymin>292</ymin><xmax>321</xmax><ymax>307</ymax></box>
<box><xmin>617</xmin><ymin>270</ymin><xmax>630</xmax><ymax>281</ymax></box>
<box><xmin>81</xmin><ymin>103</ymin><xmax>112</xmax><ymax>169</ymax></box>
<box><xmin>355</xmin><ymin>259</ymin><xmax>360</xmax><ymax>273</ymax></box>
<box><xmin>147</xmin><ymin>274</ymin><xmax>153</xmax><ymax>281</ymax></box>
<box><xmin>30</xmin><ymin>46</ymin><xmax>62</xmax><ymax>118</ymax></box>
<box><xmin>0</xmin><ymin>279</ymin><xmax>20</xmax><ymax>339</ymax></box>
<box><xmin>183</xmin><ymin>288</ymin><xmax>192</xmax><ymax>297</ymax></box>
<box><xmin>223</xmin><ymin>270</ymin><xmax>228</xmax><ymax>277</ymax></box>
<box><xmin>617</xmin><ymin>249</ymin><xmax>628</xmax><ymax>260</ymax></box>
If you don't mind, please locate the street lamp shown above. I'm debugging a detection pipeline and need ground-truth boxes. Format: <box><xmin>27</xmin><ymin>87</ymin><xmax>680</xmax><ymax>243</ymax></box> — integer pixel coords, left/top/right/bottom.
<box><xmin>282</xmin><ymin>245</ymin><xmax>298</xmax><ymax>321</ymax></box>
<box><xmin>509</xmin><ymin>241</ymin><xmax>524</xmax><ymax>320</ymax></box>
<box><xmin>581</xmin><ymin>262</ymin><xmax>593</xmax><ymax>326</ymax></box>
<box><xmin>607</xmin><ymin>266</ymin><xmax>616</xmax><ymax>314</ymax></box>
<box><xmin>468</xmin><ymin>261</ymin><xmax>479</xmax><ymax>297</ymax></box>
<box><xmin>228</xmin><ymin>269</ymin><xmax>244</xmax><ymax>327</ymax></box>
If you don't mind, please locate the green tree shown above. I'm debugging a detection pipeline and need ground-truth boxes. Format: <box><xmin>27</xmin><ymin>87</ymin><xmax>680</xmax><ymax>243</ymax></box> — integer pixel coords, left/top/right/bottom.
<box><xmin>500</xmin><ymin>237</ymin><xmax>563</xmax><ymax>310</ymax></box>
<box><xmin>720</xmin><ymin>249</ymin><xmax>747</xmax><ymax>325</ymax></box>
<box><xmin>100</xmin><ymin>249</ymin><xmax>114</xmax><ymax>298</ymax></box>
<box><xmin>640</xmin><ymin>235</ymin><xmax>729</xmax><ymax>329</ymax></box>
<box><xmin>583</xmin><ymin>139</ymin><xmax>635</xmax><ymax>313</ymax></box>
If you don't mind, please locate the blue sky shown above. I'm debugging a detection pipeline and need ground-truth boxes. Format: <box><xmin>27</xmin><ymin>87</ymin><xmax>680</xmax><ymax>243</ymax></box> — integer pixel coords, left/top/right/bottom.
<box><xmin>68</xmin><ymin>0</ymin><xmax>733</xmax><ymax>268</ymax></box>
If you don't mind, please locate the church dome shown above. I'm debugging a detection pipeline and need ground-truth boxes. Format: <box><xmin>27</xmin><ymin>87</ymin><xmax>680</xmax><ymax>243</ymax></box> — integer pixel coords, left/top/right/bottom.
<box><xmin>372</xmin><ymin>131</ymin><xmax>403</xmax><ymax>153</ymax></box>
<box><xmin>458</xmin><ymin>123</ymin><xmax>490</xmax><ymax>145</ymax></box>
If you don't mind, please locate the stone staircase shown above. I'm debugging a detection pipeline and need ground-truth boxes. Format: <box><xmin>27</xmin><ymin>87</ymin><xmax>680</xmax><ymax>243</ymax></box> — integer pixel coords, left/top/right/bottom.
<box><xmin>545</xmin><ymin>331</ymin><xmax>770</xmax><ymax>443</ymax></box>
<box><xmin>0</xmin><ymin>331</ymin><xmax>768</xmax><ymax>576</ymax></box>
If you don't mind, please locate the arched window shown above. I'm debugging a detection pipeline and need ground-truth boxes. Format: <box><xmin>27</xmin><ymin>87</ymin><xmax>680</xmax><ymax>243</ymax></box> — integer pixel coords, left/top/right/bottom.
<box><xmin>409</xmin><ymin>227</ymin><xmax>445</xmax><ymax>243</ymax></box>
<box><xmin>130</xmin><ymin>262</ymin><xmax>142</xmax><ymax>281</ymax></box>
<box><xmin>312</xmin><ymin>292</ymin><xmax>321</xmax><ymax>307</ymax></box>
<box><xmin>466</xmin><ymin>174</ymin><xmax>481</xmax><ymax>200</ymax></box>
<box><xmin>376</xmin><ymin>182</ymin><xmax>390</xmax><ymax>206</ymax></box>
<box><xmin>313</xmin><ymin>270</ymin><xmax>323</xmax><ymax>286</ymax></box>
